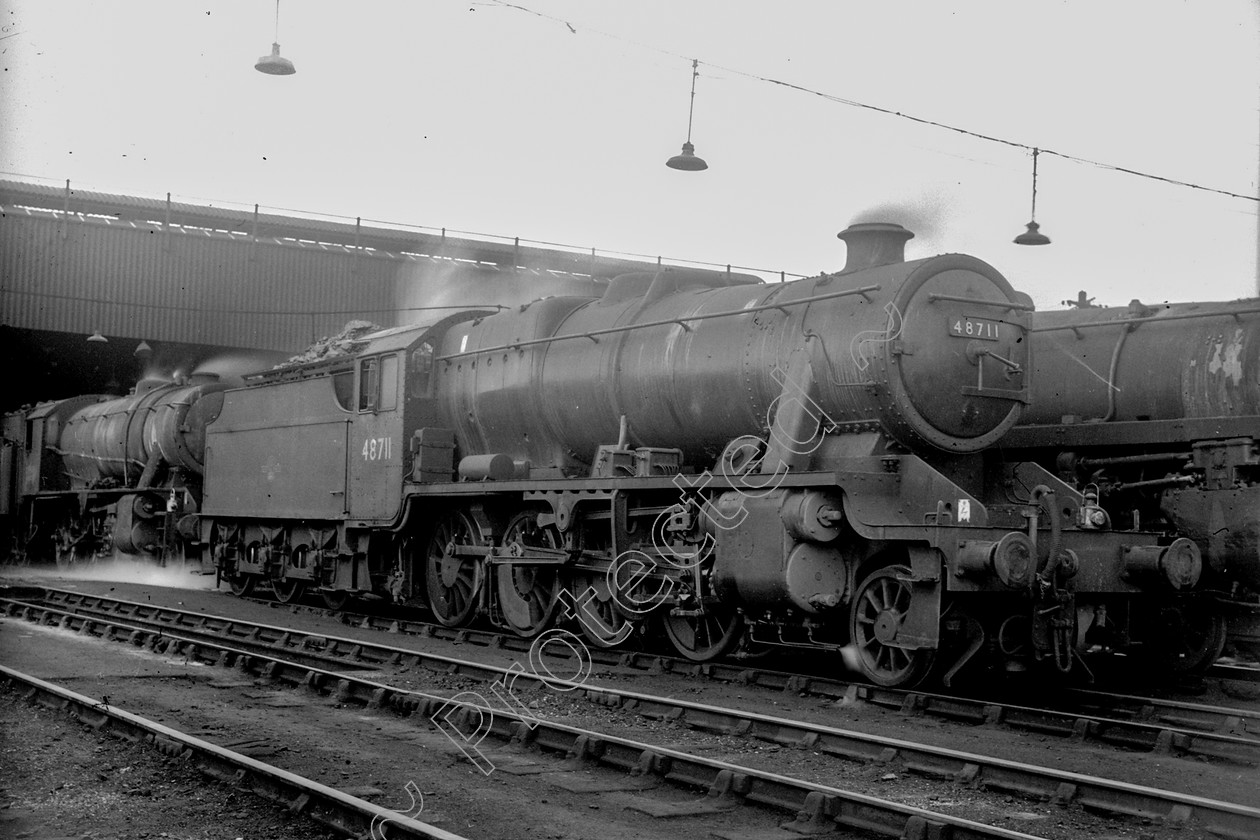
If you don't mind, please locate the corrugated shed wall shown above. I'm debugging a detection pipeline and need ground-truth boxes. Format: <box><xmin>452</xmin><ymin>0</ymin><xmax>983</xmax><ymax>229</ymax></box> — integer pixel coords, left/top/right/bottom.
<box><xmin>0</xmin><ymin>209</ymin><xmax>401</xmax><ymax>352</ymax></box>
<box><xmin>0</xmin><ymin>180</ymin><xmax>745</xmax><ymax>355</ymax></box>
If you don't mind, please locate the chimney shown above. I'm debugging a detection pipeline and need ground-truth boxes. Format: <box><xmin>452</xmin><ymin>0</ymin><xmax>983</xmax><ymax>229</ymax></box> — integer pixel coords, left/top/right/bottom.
<box><xmin>836</xmin><ymin>222</ymin><xmax>914</xmax><ymax>273</ymax></box>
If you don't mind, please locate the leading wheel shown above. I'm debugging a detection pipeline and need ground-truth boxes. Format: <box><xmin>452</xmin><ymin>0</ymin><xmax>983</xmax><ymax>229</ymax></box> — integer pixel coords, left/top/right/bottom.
<box><xmin>662</xmin><ymin>607</ymin><xmax>743</xmax><ymax>662</ymax></box>
<box><xmin>424</xmin><ymin>509</ymin><xmax>484</xmax><ymax>627</ymax></box>
<box><xmin>1146</xmin><ymin>601</ymin><xmax>1228</xmax><ymax>674</ymax></box>
<box><xmin>495</xmin><ymin>511</ymin><xmax>563</xmax><ymax>638</ymax></box>
<box><xmin>850</xmin><ymin>565</ymin><xmax>935</xmax><ymax>688</ymax></box>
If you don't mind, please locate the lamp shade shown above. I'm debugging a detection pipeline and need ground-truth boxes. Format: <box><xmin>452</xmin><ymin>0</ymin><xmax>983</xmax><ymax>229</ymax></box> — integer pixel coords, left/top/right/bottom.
<box><xmin>1014</xmin><ymin>220</ymin><xmax>1050</xmax><ymax>246</ymax></box>
<box><xmin>666</xmin><ymin>141</ymin><xmax>708</xmax><ymax>171</ymax></box>
<box><xmin>255</xmin><ymin>43</ymin><xmax>295</xmax><ymax>75</ymax></box>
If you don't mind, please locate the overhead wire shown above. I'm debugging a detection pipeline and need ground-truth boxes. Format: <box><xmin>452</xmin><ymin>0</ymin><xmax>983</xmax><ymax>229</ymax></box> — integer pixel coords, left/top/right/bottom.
<box><xmin>488</xmin><ymin>0</ymin><xmax>1258</xmax><ymax>204</ymax></box>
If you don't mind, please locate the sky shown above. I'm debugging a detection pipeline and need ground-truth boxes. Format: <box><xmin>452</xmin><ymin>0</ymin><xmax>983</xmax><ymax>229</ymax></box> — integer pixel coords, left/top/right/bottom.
<box><xmin>1</xmin><ymin>1</ymin><xmax>1257</xmax><ymax>311</ymax></box>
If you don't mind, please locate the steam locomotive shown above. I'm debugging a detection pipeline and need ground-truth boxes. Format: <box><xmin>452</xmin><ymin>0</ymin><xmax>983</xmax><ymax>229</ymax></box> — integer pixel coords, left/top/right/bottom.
<box><xmin>1007</xmin><ymin>296</ymin><xmax>1260</xmax><ymax>667</ymax></box>
<box><xmin>2</xmin><ymin>223</ymin><xmax>1246</xmax><ymax>688</ymax></box>
<box><xmin>0</xmin><ymin>378</ymin><xmax>227</xmax><ymax>568</ymax></box>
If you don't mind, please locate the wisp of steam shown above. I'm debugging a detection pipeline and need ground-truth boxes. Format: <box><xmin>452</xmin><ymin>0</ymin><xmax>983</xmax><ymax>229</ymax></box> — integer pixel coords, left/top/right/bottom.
<box><xmin>193</xmin><ymin>350</ymin><xmax>289</xmax><ymax>386</ymax></box>
<box><xmin>14</xmin><ymin>555</ymin><xmax>218</xmax><ymax>592</ymax></box>
<box><xmin>850</xmin><ymin>195</ymin><xmax>947</xmax><ymax>243</ymax></box>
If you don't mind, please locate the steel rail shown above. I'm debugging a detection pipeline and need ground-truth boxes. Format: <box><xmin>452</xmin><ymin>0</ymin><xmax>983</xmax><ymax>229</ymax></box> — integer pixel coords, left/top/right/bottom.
<box><xmin>32</xmin><ymin>587</ymin><xmax>1260</xmax><ymax>754</ymax></box>
<box><xmin>31</xmin><ymin>585</ymin><xmax>1260</xmax><ymax>746</ymax></box>
<box><xmin>13</xmin><ymin>604</ymin><xmax>389</xmax><ymax>674</ymax></box>
<box><xmin>1</xmin><ymin>601</ymin><xmax>1048</xmax><ymax>840</ymax></box>
<box><xmin>0</xmin><ymin>664</ymin><xmax>465</xmax><ymax>840</ymax></box>
<box><xmin>1210</xmin><ymin>663</ymin><xmax>1260</xmax><ymax>685</ymax></box>
<box><xmin>234</xmin><ymin>589</ymin><xmax>1260</xmax><ymax>741</ymax></box>
<box><xmin>5</xmin><ymin>595</ymin><xmax>1259</xmax><ymax>838</ymax></box>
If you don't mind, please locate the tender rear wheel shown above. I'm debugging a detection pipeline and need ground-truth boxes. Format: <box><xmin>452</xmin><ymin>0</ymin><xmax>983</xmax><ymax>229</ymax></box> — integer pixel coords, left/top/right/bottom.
<box><xmin>227</xmin><ymin>574</ymin><xmax>257</xmax><ymax>597</ymax></box>
<box><xmin>495</xmin><ymin>511</ymin><xmax>563</xmax><ymax>638</ymax></box>
<box><xmin>850</xmin><ymin>565</ymin><xmax>935</xmax><ymax>688</ymax></box>
<box><xmin>227</xmin><ymin>542</ymin><xmax>263</xmax><ymax>597</ymax></box>
<box><xmin>320</xmin><ymin>589</ymin><xmax>351</xmax><ymax>611</ymax></box>
<box><xmin>273</xmin><ymin>579</ymin><xmax>305</xmax><ymax>604</ymax></box>
<box><xmin>424</xmin><ymin>509</ymin><xmax>483</xmax><ymax>627</ymax></box>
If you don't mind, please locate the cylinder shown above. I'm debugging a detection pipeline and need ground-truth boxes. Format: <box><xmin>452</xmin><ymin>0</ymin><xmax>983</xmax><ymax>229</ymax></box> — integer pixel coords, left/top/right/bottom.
<box><xmin>780</xmin><ymin>490</ymin><xmax>843</xmax><ymax>543</ymax></box>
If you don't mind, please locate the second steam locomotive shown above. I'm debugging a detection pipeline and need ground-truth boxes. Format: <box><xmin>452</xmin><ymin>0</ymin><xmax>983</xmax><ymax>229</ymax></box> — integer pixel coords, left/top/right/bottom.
<box><xmin>1007</xmin><ymin>296</ymin><xmax>1260</xmax><ymax>667</ymax></box>
<box><xmin>6</xmin><ymin>222</ymin><xmax>1250</xmax><ymax>688</ymax></box>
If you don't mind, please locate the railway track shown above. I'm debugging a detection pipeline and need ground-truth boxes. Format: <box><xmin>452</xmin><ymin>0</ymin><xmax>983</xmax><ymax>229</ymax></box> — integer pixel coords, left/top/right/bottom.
<box><xmin>1</xmin><ymin>596</ymin><xmax>1054</xmax><ymax>840</ymax></box>
<box><xmin>3</xmin><ymin>588</ymin><xmax>1258</xmax><ymax>839</ymax></box>
<box><xmin>53</xmin><ymin>584</ymin><xmax>1260</xmax><ymax>747</ymax></box>
<box><xmin>225</xmin><ymin>590</ymin><xmax>1260</xmax><ymax>732</ymax></box>
<box><xmin>0</xmin><ymin>663</ymin><xmax>465</xmax><ymax>840</ymax></box>
<box><xmin>19</xmin><ymin>586</ymin><xmax>1260</xmax><ymax>756</ymax></box>
<box><xmin>1210</xmin><ymin>662</ymin><xmax>1260</xmax><ymax>685</ymax></box>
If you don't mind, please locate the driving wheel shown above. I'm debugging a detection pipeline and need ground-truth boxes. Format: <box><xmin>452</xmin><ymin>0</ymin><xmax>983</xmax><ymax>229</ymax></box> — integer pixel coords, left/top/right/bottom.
<box><xmin>424</xmin><ymin>509</ymin><xmax>484</xmax><ymax>627</ymax></box>
<box><xmin>495</xmin><ymin>511</ymin><xmax>563</xmax><ymax>638</ymax></box>
<box><xmin>849</xmin><ymin>565</ymin><xmax>935</xmax><ymax>687</ymax></box>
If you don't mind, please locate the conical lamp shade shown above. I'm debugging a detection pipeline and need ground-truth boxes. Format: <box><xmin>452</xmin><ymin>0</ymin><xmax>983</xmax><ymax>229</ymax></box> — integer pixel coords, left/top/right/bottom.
<box><xmin>1014</xmin><ymin>220</ymin><xmax>1050</xmax><ymax>246</ymax></box>
<box><xmin>256</xmin><ymin>42</ymin><xmax>295</xmax><ymax>75</ymax></box>
<box><xmin>666</xmin><ymin>141</ymin><xmax>707</xmax><ymax>171</ymax></box>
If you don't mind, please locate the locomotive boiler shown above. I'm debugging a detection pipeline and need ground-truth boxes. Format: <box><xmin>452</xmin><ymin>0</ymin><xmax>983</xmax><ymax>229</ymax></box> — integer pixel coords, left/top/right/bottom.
<box><xmin>1005</xmin><ymin>297</ymin><xmax>1260</xmax><ymax>665</ymax></box>
<box><xmin>190</xmin><ymin>221</ymin><xmax>1213</xmax><ymax>688</ymax></box>
<box><xmin>436</xmin><ymin>222</ymin><xmax>1029</xmax><ymax>467</ymax></box>
<box><xmin>1</xmin><ymin>377</ymin><xmax>226</xmax><ymax>565</ymax></box>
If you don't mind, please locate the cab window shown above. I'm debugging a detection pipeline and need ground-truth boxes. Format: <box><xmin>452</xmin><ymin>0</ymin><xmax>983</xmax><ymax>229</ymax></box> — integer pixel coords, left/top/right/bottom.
<box><xmin>358</xmin><ymin>354</ymin><xmax>399</xmax><ymax>412</ymax></box>
<box><xmin>411</xmin><ymin>341</ymin><xmax>435</xmax><ymax>395</ymax></box>
<box><xmin>379</xmin><ymin>354</ymin><xmax>398</xmax><ymax>410</ymax></box>
<box><xmin>358</xmin><ymin>358</ymin><xmax>379</xmax><ymax>411</ymax></box>
<box><xmin>332</xmin><ymin>370</ymin><xmax>354</xmax><ymax>411</ymax></box>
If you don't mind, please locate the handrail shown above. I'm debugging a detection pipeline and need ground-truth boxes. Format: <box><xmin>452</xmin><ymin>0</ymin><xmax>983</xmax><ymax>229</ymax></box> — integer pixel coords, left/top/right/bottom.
<box><xmin>1032</xmin><ymin>304</ymin><xmax>1260</xmax><ymax>334</ymax></box>
<box><xmin>927</xmin><ymin>293</ymin><xmax>1035</xmax><ymax>311</ymax></box>
<box><xmin>438</xmin><ymin>285</ymin><xmax>881</xmax><ymax>361</ymax></box>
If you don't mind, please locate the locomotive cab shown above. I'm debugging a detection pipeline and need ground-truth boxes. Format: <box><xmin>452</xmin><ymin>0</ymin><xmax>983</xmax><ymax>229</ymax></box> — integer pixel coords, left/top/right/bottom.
<box><xmin>202</xmin><ymin>311</ymin><xmax>491</xmax><ymax>607</ymax></box>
